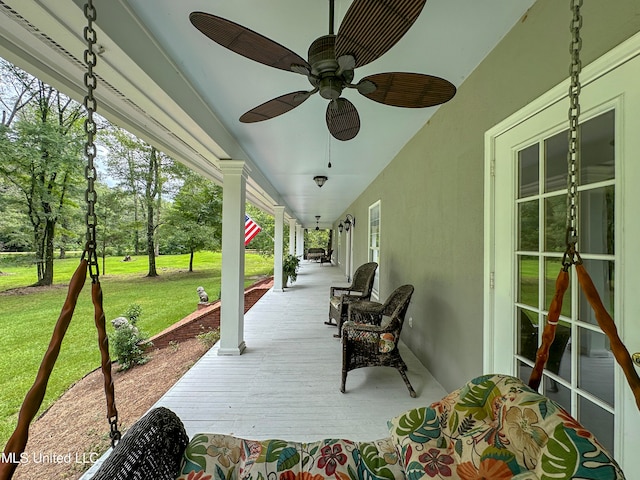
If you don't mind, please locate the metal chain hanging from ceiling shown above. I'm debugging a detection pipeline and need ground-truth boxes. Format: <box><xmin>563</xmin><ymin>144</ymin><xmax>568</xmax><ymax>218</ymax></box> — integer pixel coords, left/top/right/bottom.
<box><xmin>563</xmin><ymin>0</ymin><xmax>582</xmax><ymax>269</ymax></box>
<box><xmin>83</xmin><ymin>0</ymin><xmax>100</xmax><ymax>281</ymax></box>
<box><xmin>530</xmin><ymin>0</ymin><xmax>640</xmax><ymax>411</ymax></box>
<box><xmin>83</xmin><ymin>0</ymin><xmax>121</xmax><ymax>445</ymax></box>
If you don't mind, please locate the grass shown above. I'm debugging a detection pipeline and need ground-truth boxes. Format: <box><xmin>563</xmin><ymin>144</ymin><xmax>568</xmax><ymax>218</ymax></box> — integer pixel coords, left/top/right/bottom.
<box><xmin>0</xmin><ymin>251</ymin><xmax>273</xmax><ymax>446</ymax></box>
<box><xmin>518</xmin><ymin>256</ymin><xmax>571</xmax><ymax>318</ymax></box>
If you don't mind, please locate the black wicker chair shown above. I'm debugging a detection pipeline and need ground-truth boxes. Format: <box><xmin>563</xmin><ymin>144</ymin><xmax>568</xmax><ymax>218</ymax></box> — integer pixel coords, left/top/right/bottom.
<box><xmin>340</xmin><ymin>285</ymin><xmax>416</xmax><ymax>397</ymax></box>
<box><xmin>326</xmin><ymin>262</ymin><xmax>378</xmax><ymax>336</ymax></box>
<box><xmin>320</xmin><ymin>249</ymin><xmax>333</xmax><ymax>265</ymax></box>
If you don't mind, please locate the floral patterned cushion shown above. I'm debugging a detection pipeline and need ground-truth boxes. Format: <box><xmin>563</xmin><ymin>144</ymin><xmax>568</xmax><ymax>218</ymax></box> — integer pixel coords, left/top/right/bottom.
<box><xmin>379</xmin><ymin>332</ymin><xmax>395</xmax><ymax>353</ymax></box>
<box><xmin>176</xmin><ymin>375</ymin><xmax>625</xmax><ymax>480</ymax></box>
<box><xmin>387</xmin><ymin>374</ymin><xmax>625</xmax><ymax>480</ymax></box>
<box><xmin>177</xmin><ymin>434</ymin><xmax>405</xmax><ymax>480</ymax></box>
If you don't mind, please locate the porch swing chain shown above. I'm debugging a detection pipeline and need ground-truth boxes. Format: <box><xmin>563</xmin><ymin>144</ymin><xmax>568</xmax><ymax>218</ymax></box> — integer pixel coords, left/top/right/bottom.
<box><xmin>563</xmin><ymin>0</ymin><xmax>583</xmax><ymax>271</ymax></box>
<box><xmin>83</xmin><ymin>0</ymin><xmax>121</xmax><ymax>445</ymax></box>
<box><xmin>83</xmin><ymin>0</ymin><xmax>100</xmax><ymax>282</ymax></box>
<box><xmin>553</xmin><ymin>0</ymin><xmax>640</xmax><ymax>410</ymax></box>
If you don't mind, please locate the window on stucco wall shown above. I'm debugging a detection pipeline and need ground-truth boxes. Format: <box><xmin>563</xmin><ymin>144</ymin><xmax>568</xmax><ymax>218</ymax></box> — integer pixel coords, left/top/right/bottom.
<box><xmin>369</xmin><ymin>200</ymin><xmax>381</xmax><ymax>300</ymax></box>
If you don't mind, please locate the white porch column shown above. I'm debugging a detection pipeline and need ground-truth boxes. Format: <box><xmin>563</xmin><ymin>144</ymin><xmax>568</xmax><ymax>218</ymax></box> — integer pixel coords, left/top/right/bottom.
<box><xmin>296</xmin><ymin>224</ymin><xmax>304</xmax><ymax>258</ymax></box>
<box><xmin>273</xmin><ymin>206</ymin><xmax>285</xmax><ymax>293</ymax></box>
<box><xmin>219</xmin><ymin>160</ymin><xmax>250</xmax><ymax>355</ymax></box>
<box><xmin>288</xmin><ymin>218</ymin><xmax>296</xmax><ymax>255</ymax></box>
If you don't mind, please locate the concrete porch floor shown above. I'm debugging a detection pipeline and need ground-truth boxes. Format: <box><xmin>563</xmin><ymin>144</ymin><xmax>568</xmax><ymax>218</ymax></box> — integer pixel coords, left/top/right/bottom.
<box><xmin>153</xmin><ymin>260</ymin><xmax>447</xmax><ymax>442</ymax></box>
<box><xmin>84</xmin><ymin>260</ymin><xmax>447</xmax><ymax>478</ymax></box>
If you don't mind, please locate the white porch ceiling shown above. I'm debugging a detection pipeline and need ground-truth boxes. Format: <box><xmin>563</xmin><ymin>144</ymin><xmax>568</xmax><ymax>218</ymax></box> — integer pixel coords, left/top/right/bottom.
<box><xmin>0</xmin><ymin>0</ymin><xmax>535</xmax><ymax>228</ymax></box>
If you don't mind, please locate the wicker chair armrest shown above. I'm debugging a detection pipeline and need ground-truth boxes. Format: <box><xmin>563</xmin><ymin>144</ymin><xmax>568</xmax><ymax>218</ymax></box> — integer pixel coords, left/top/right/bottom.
<box><xmin>342</xmin><ymin>320</ymin><xmax>386</xmax><ymax>334</ymax></box>
<box><xmin>347</xmin><ymin>300</ymin><xmax>384</xmax><ymax>324</ymax></box>
<box><xmin>340</xmin><ymin>293</ymin><xmax>365</xmax><ymax>303</ymax></box>
<box><xmin>331</xmin><ymin>286</ymin><xmax>354</xmax><ymax>297</ymax></box>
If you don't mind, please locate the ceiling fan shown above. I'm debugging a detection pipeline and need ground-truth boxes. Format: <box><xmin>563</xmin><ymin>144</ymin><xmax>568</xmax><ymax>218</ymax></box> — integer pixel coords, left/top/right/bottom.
<box><xmin>190</xmin><ymin>0</ymin><xmax>456</xmax><ymax>141</ymax></box>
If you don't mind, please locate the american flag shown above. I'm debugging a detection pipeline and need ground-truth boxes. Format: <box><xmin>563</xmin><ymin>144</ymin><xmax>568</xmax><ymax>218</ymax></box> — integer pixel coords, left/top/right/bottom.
<box><xmin>245</xmin><ymin>214</ymin><xmax>261</xmax><ymax>245</ymax></box>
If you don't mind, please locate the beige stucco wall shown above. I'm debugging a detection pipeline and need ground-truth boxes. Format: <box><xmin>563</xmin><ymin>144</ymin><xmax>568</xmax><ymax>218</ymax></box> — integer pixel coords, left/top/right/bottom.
<box><xmin>333</xmin><ymin>0</ymin><xmax>640</xmax><ymax>392</ymax></box>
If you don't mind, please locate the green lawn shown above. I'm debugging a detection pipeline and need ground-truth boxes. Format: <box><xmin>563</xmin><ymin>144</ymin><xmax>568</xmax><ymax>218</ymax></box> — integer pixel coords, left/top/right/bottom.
<box><xmin>0</xmin><ymin>251</ymin><xmax>273</xmax><ymax>446</ymax></box>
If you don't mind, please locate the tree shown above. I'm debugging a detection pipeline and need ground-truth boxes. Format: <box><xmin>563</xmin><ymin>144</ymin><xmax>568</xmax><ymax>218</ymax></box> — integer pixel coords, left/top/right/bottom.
<box><xmin>96</xmin><ymin>185</ymin><xmax>131</xmax><ymax>273</ymax></box>
<box><xmin>101</xmin><ymin>126</ymin><xmax>178</xmax><ymax>277</ymax></box>
<box><xmin>305</xmin><ymin>228</ymin><xmax>329</xmax><ymax>252</ymax></box>
<box><xmin>245</xmin><ymin>204</ymin><xmax>278</xmax><ymax>256</ymax></box>
<box><xmin>0</xmin><ymin>60</ymin><xmax>85</xmax><ymax>285</ymax></box>
<box><xmin>164</xmin><ymin>171</ymin><xmax>223</xmax><ymax>271</ymax></box>
<box><xmin>0</xmin><ymin>178</ymin><xmax>31</xmax><ymax>252</ymax></box>
<box><xmin>101</xmin><ymin>127</ymin><xmax>145</xmax><ymax>255</ymax></box>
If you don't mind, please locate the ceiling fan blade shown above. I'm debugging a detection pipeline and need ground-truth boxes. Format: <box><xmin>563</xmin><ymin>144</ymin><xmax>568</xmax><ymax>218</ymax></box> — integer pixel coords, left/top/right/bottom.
<box><xmin>190</xmin><ymin>12</ymin><xmax>310</xmax><ymax>73</ymax></box>
<box><xmin>336</xmin><ymin>0</ymin><xmax>426</xmax><ymax>68</ymax></box>
<box><xmin>240</xmin><ymin>91</ymin><xmax>314</xmax><ymax>123</ymax></box>
<box><xmin>359</xmin><ymin>72</ymin><xmax>456</xmax><ymax>108</ymax></box>
<box><xmin>326</xmin><ymin>98</ymin><xmax>360</xmax><ymax>141</ymax></box>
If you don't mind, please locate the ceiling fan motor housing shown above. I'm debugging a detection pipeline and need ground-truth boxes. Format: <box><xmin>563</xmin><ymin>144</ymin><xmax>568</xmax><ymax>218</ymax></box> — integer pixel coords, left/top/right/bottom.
<box><xmin>309</xmin><ymin>35</ymin><xmax>343</xmax><ymax>100</ymax></box>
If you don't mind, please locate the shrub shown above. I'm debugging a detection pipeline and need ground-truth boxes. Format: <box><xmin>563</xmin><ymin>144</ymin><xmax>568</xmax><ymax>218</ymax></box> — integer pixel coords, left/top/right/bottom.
<box><xmin>109</xmin><ymin>303</ymin><xmax>151</xmax><ymax>371</ymax></box>
<box><xmin>196</xmin><ymin>328</ymin><xmax>220</xmax><ymax>349</ymax></box>
<box><xmin>282</xmin><ymin>254</ymin><xmax>300</xmax><ymax>288</ymax></box>
<box><xmin>124</xmin><ymin>303</ymin><xmax>143</xmax><ymax>323</ymax></box>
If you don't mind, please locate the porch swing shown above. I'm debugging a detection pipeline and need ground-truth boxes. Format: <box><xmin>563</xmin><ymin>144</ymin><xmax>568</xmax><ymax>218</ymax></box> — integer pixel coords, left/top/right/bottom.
<box><xmin>0</xmin><ymin>1</ymin><xmax>637</xmax><ymax>479</ymax></box>
<box><xmin>0</xmin><ymin>2</ymin><xmax>188</xmax><ymax>479</ymax></box>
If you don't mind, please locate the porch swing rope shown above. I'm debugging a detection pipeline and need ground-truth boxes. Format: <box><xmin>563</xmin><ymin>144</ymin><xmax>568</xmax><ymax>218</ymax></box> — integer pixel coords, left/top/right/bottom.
<box><xmin>528</xmin><ymin>0</ymin><xmax>640</xmax><ymax>411</ymax></box>
<box><xmin>0</xmin><ymin>2</ymin><xmax>120</xmax><ymax>478</ymax></box>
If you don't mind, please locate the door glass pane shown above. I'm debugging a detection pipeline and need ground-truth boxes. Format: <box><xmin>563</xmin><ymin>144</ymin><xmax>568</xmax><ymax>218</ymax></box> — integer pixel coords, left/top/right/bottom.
<box><xmin>579</xmin><ymin>186</ymin><xmax>614</xmax><ymax>255</ymax></box>
<box><xmin>578</xmin><ymin>327</ymin><xmax>615</xmax><ymax>407</ymax></box>
<box><xmin>517</xmin><ymin>360</ymin><xmax>533</xmax><ymax>386</ymax></box>
<box><xmin>544</xmin><ymin>195</ymin><xmax>566</xmax><ymax>252</ymax></box>
<box><xmin>578</xmin><ymin>259</ymin><xmax>615</xmax><ymax>327</ymax></box>
<box><xmin>518</xmin><ymin>144</ymin><xmax>539</xmax><ymax>198</ymax></box>
<box><xmin>511</xmin><ymin>110</ymin><xmax>618</xmax><ymax>452</ymax></box>
<box><xmin>544</xmin><ymin>130</ymin><xmax>568</xmax><ymax>192</ymax></box>
<box><xmin>518</xmin><ymin>255</ymin><xmax>538</xmax><ymax>307</ymax></box>
<box><xmin>544</xmin><ymin>258</ymin><xmax>571</xmax><ymax>317</ymax></box>
<box><xmin>543</xmin><ymin>318</ymin><xmax>571</xmax><ymax>382</ymax></box>
<box><xmin>580</xmin><ymin>110</ymin><xmax>615</xmax><ymax>185</ymax></box>
<box><xmin>518</xmin><ymin>200</ymin><xmax>538</xmax><ymax>251</ymax></box>
<box><xmin>545</xmin><ymin>378</ymin><xmax>570</xmax><ymax>410</ymax></box>
<box><xmin>579</xmin><ymin>396</ymin><xmax>614</xmax><ymax>454</ymax></box>
<box><xmin>517</xmin><ymin>308</ymin><xmax>537</xmax><ymax>361</ymax></box>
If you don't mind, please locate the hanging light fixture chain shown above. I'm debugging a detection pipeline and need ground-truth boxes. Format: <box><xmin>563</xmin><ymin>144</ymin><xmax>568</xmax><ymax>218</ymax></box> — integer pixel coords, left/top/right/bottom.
<box><xmin>83</xmin><ymin>0</ymin><xmax>100</xmax><ymax>280</ymax></box>
<box><xmin>563</xmin><ymin>0</ymin><xmax>582</xmax><ymax>269</ymax></box>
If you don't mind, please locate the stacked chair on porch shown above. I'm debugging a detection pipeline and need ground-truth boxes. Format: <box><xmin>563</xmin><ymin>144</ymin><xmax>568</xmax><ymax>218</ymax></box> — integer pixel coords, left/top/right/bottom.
<box><xmin>341</xmin><ymin>284</ymin><xmax>416</xmax><ymax>397</ymax></box>
<box><xmin>326</xmin><ymin>261</ymin><xmax>378</xmax><ymax>337</ymax></box>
